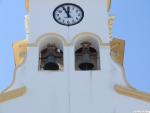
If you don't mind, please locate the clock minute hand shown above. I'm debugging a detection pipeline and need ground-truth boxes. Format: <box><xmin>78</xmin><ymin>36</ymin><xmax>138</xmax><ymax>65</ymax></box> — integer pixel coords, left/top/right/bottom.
<box><xmin>62</xmin><ymin>6</ymin><xmax>71</xmax><ymax>18</ymax></box>
<box><xmin>62</xmin><ymin>7</ymin><xmax>68</xmax><ymax>13</ymax></box>
<box><xmin>66</xmin><ymin>6</ymin><xmax>72</xmax><ymax>18</ymax></box>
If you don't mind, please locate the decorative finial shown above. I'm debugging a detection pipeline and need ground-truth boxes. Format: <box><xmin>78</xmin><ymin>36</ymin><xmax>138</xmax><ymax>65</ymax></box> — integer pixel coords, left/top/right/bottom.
<box><xmin>25</xmin><ymin>0</ymin><xmax>30</xmax><ymax>13</ymax></box>
<box><xmin>107</xmin><ymin>0</ymin><xmax>111</xmax><ymax>12</ymax></box>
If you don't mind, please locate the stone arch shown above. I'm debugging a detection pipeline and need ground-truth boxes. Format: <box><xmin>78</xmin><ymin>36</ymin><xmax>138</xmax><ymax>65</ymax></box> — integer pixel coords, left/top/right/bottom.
<box><xmin>72</xmin><ymin>32</ymin><xmax>103</xmax><ymax>47</ymax></box>
<box><xmin>36</xmin><ymin>33</ymin><xmax>66</xmax><ymax>50</ymax></box>
<box><xmin>36</xmin><ymin>33</ymin><xmax>65</xmax><ymax>71</ymax></box>
<box><xmin>73</xmin><ymin>33</ymin><xmax>101</xmax><ymax>70</ymax></box>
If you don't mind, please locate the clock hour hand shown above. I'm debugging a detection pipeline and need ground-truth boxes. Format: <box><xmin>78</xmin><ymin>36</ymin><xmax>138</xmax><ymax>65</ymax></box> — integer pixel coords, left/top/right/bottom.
<box><xmin>62</xmin><ymin>6</ymin><xmax>72</xmax><ymax>18</ymax></box>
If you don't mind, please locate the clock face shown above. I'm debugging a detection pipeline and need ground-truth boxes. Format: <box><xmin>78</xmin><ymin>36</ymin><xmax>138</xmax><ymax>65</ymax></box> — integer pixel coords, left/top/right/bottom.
<box><xmin>53</xmin><ymin>3</ymin><xmax>84</xmax><ymax>26</ymax></box>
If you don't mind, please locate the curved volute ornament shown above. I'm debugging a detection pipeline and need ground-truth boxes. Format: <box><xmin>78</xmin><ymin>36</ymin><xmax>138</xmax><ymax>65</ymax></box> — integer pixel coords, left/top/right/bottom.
<box><xmin>25</xmin><ymin>0</ymin><xmax>30</xmax><ymax>13</ymax></box>
<box><xmin>107</xmin><ymin>0</ymin><xmax>111</xmax><ymax>12</ymax></box>
<box><xmin>13</xmin><ymin>39</ymin><xmax>28</xmax><ymax>67</ymax></box>
<box><xmin>110</xmin><ymin>38</ymin><xmax>125</xmax><ymax>65</ymax></box>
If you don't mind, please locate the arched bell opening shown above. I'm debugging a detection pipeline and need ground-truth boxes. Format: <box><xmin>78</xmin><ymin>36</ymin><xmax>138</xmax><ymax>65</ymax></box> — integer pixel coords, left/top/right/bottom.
<box><xmin>38</xmin><ymin>37</ymin><xmax>64</xmax><ymax>71</ymax></box>
<box><xmin>75</xmin><ymin>38</ymin><xmax>100</xmax><ymax>71</ymax></box>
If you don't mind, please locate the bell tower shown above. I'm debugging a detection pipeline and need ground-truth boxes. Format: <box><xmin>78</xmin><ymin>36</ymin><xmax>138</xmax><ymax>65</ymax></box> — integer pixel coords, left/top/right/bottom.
<box><xmin>27</xmin><ymin>0</ymin><xmax>111</xmax><ymax>43</ymax></box>
<box><xmin>0</xmin><ymin>0</ymin><xmax>150</xmax><ymax>113</ymax></box>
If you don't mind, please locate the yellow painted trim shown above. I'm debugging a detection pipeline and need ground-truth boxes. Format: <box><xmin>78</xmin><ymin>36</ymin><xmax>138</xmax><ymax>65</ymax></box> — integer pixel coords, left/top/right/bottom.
<box><xmin>110</xmin><ymin>38</ymin><xmax>125</xmax><ymax>65</ymax></box>
<box><xmin>0</xmin><ymin>86</ymin><xmax>27</xmax><ymax>103</ymax></box>
<box><xmin>107</xmin><ymin>0</ymin><xmax>111</xmax><ymax>12</ymax></box>
<box><xmin>1</xmin><ymin>39</ymin><xmax>28</xmax><ymax>93</ymax></box>
<box><xmin>115</xmin><ymin>85</ymin><xmax>150</xmax><ymax>103</ymax></box>
<box><xmin>25</xmin><ymin>0</ymin><xmax>30</xmax><ymax>13</ymax></box>
<box><xmin>2</xmin><ymin>67</ymin><xmax>20</xmax><ymax>93</ymax></box>
<box><xmin>110</xmin><ymin>38</ymin><xmax>138</xmax><ymax>89</ymax></box>
<box><xmin>13</xmin><ymin>39</ymin><xmax>28</xmax><ymax>67</ymax></box>
<box><xmin>120</xmin><ymin>66</ymin><xmax>135</xmax><ymax>89</ymax></box>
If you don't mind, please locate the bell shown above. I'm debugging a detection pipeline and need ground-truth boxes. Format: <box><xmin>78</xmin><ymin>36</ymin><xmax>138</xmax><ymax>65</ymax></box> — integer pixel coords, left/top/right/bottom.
<box><xmin>78</xmin><ymin>42</ymin><xmax>94</xmax><ymax>70</ymax></box>
<box><xmin>43</xmin><ymin>44</ymin><xmax>59</xmax><ymax>70</ymax></box>
<box><xmin>79</xmin><ymin>53</ymin><xmax>94</xmax><ymax>70</ymax></box>
<box><xmin>44</xmin><ymin>53</ymin><xmax>59</xmax><ymax>70</ymax></box>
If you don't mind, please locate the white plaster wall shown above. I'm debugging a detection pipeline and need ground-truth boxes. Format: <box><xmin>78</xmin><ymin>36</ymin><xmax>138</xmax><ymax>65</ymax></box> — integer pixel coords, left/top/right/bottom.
<box><xmin>29</xmin><ymin>0</ymin><xmax>109</xmax><ymax>44</ymax></box>
<box><xmin>1</xmin><ymin>41</ymin><xmax>150</xmax><ymax>113</ymax></box>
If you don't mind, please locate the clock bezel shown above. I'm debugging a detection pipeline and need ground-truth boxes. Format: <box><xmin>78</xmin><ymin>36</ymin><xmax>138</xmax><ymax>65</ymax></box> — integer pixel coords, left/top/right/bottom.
<box><xmin>53</xmin><ymin>3</ymin><xmax>84</xmax><ymax>26</ymax></box>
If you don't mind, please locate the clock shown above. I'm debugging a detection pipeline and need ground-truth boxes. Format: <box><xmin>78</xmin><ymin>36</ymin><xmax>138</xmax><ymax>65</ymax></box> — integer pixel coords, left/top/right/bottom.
<box><xmin>53</xmin><ymin>3</ymin><xmax>84</xmax><ymax>26</ymax></box>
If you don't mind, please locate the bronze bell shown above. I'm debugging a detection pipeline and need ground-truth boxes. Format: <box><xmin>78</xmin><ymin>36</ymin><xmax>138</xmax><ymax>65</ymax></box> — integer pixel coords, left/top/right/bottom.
<box><xmin>43</xmin><ymin>44</ymin><xmax>60</xmax><ymax>70</ymax></box>
<box><xmin>78</xmin><ymin>42</ymin><xmax>95</xmax><ymax>70</ymax></box>
<box><xmin>44</xmin><ymin>53</ymin><xmax>59</xmax><ymax>70</ymax></box>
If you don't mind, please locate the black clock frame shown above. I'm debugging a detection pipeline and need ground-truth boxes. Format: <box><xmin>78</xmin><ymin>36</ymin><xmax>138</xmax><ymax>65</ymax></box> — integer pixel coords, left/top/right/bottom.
<box><xmin>53</xmin><ymin>3</ymin><xmax>84</xmax><ymax>26</ymax></box>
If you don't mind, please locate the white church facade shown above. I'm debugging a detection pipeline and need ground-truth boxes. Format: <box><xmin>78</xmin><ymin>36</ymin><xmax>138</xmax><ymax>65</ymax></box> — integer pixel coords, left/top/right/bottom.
<box><xmin>0</xmin><ymin>0</ymin><xmax>150</xmax><ymax>113</ymax></box>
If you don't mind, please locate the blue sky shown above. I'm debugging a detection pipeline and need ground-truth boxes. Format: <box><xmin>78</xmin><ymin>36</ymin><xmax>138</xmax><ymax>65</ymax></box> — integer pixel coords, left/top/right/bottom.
<box><xmin>0</xmin><ymin>0</ymin><xmax>150</xmax><ymax>93</ymax></box>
